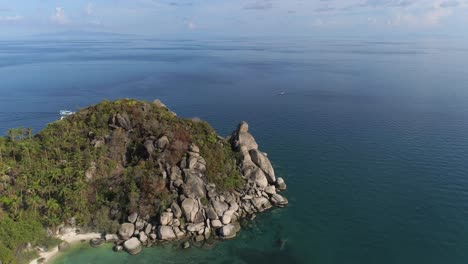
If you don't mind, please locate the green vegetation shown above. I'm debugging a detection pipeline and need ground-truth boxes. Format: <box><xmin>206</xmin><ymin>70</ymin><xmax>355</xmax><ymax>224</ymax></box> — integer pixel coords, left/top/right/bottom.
<box><xmin>0</xmin><ymin>99</ymin><xmax>244</xmax><ymax>263</ymax></box>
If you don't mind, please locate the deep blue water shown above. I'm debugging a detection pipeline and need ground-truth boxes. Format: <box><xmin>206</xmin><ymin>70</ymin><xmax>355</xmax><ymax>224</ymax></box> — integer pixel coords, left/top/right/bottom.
<box><xmin>1</xmin><ymin>36</ymin><xmax>468</xmax><ymax>264</ymax></box>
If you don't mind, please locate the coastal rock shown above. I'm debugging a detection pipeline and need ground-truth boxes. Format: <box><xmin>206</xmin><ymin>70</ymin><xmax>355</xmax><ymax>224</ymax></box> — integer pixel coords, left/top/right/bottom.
<box><xmin>105</xmin><ymin>234</ymin><xmax>119</xmax><ymax>242</ymax></box>
<box><xmin>173</xmin><ymin>226</ymin><xmax>186</xmax><ymax>238</ymax></box>
<box><xmin>158</xmin><ymin>226</ymin><xmax>176</xmax><ymax>240</ymax></box>
<box><xmin>113</xmin><ymin>245</ymin><xmax>123</xmax><ymax>252</ymax></box>
<box><xmin>123</xmin><ymin>237</ymin><xmax>142</xmax><ymax>255</ymax></box>
<box><xmin>276</xmin><ymin>177</ymin><xmax>287</xmax><ymax>190</ymax></box>
<box><xmin>90</xmin><ymin>238</ymin><xmax>105</xmax><ymax>248</ymax></box>
<box><xmin>249</xmin><ymin>149</ymin><xmax>275</xmax><ymax>183</ymax></box>
<box><xmin>212</xmin><ymin>200</ymin><xmax>229</xmax><ymax>217</ymax></box>
<box><xmin>182</xmin><ymin>198</ymin><xmax>199</xmax><ymax>222</ymax></box>
<box><xmin>58</xmin><ymin>241</ymin><xmax>70</xmax><ymax>252</ymax></box>
<box><xmin>183</xmin><ymin>241</ymin><xmax>190</xmax><ymax>249</ymax></box>
<box><xmin>237</xmin><ymin>133</ymin><xmax>258</xmax><ymax>152</ymax></box>
<box><xmin>135</xmin><ymin>218</ymin><xmax>145</xmax><ymax>231</ymax></box>
<box><xmin>182</xmin><ymin>170</ymin><xmax>206</xmax><ymax>199</ymax></box>
<box><xmin>270</xmin><ymin>193</ymin><xmax>288</xmax><ymax>207</ymax></box>
<box><xmin>252</xmin><ymin>197</ymin><xmax>270</xmax><ymax>211</ymax></box>
<box><xmin>219</xmin><ymin>224</ymin><xmax>237</xmax><ymax>239</ymax></box>
<box><xmin>171</xmin><ymin>202</ymin><xmax>182</xmax><ymax>218</ymax></box>
<box><xmin>144</xmin><ymin>224</ymin><xmax>153</xmax><ymax>235</ymax></box>
<box><xmin>249</xmin><ymin>168</ymin><xmax>268</xmax><ymax>188</ymax></box>
<box><xmin>139</xmin><ymin>231</ymin><xmax>148</xmax><ymax>243</ymax></box>
<box><xmin>128</xmin><ymin>212</ymin><xmax>138</xmax><ymax>223</ymax></box>
<box><xmin>211</xmin><ymin>219</ymin><xmax>223</xmax><ymax>228</ymax></box>
<box><xmin>238</xmin><ymin>121</ymin><xmax>249</xmax><ymax>134</ymax></box>
<box><xmin>265</xmin><ymin>185</ymin><xmax>276</xmax><ymax>195</ymax></box>
<box><xmin>206</xmin><ymin>207</ymin><xmax>218</xmax><ymax>220</ymax></box>
<box><xmin>193</xmin><ymin>211</ymin><xmax>205</xmax><ymax>224</ymax></box>
<box><xmin>160</xmin><ymin>212</ymin><xmax>173</xmax><ymax>226</ymax></box>
<box><xmin>153</xmin><ymin>99</ymin><xmax>167</xmax><ymax>108</ymax></box>
<box><xmin>119</xmin><ymin>223</ymin><xmax>135</xmax><ymax>240</ymax></box>
<box><xmin>186</xmin><ymin>223</ymin><xmax>205</xmax><ymax>233</ymax></box>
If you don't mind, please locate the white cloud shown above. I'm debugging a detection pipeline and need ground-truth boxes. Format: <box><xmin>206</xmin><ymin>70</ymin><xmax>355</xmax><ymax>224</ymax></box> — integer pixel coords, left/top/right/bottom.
<box><xmin>86</xmin><ymin>3</ymin><xmax>94</xmax><ymax>16</ymax></box>
<box><xmin>0</xmin><ymin>15</ymin><xmax>22</xmax><ymax>22</ymax></box>
<box><xmin>51</xmin><ymin>7</ymin><xmax>69</xmax><ymax>25</ymax></box>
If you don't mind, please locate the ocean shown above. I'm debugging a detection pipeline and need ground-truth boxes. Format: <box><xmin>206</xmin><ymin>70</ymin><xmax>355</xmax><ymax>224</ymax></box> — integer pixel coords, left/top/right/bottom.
<box><xmin>1</xmin><ymin>36</ymin><xmax>468</xmax><ymax>264</ymax></box>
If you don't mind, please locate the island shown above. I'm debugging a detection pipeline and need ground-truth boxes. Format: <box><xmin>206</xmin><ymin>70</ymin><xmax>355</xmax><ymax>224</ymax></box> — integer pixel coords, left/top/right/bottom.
<box><xmin>0</xmin><ymin>99</ymin><xmax>288</xmax><ymax>263</ymax></box>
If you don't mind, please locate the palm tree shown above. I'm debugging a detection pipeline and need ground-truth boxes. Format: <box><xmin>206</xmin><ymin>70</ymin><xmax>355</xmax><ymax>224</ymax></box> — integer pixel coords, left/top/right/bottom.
<box><xmin>27</xmin><ymin>195</ymin><xmax>42</xmax><ymax>217</ymax></box>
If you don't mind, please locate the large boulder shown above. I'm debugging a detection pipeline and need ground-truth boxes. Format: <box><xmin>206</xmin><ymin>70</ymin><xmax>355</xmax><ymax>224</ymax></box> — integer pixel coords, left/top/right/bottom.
<box><xmin>276</xmin><ymin>177</ymin><xmax>287</xmax><ymax>190</ymax></box>
<box><xmin>139</xmin><ymin>231</ymin><xmax>148</xmax><ymax>243</ymax></box>
<box><xmin>265</xmin><ymin>185</ymin><xmax>276</xmax><ymax>195</ymax></box>
<box><xmin>144</xmin><ymin>224</ymin><xmax>153</xmax><ymax>235</ymax></box>
<box><xmin>249</xmin><ymin>149</ymin><xmax>275</xmax><ymax>183</ymax></box>
<box><xmin>219</xmin><ymin>224</ymin><xmax>237</xmax><ymax>239</ymax></box>
<box><xmin>211</xmin><ymin>219</ymin><xmax>223</xmax><ymax>228</ymax></box>
<box><xmin>248</xmin><ymin>168</ymin><xmax>268</xmax><ymax>188</ymax></box>
<box><xmin>212</xmin><ymin>200</ymin><xmax>229</xmax><ymax>217</ymax></box>
<box><xmin>160</xmin><ymin>212</ymin><xmax>173</xmax><ymax>226</ymax></box>
<box><xmin>171</xmin><ymin>202</ymin><xmax>182</xmax><ymax>218</ymax></box>
<box><xmin>158</xmin><ymin>226</ymin><xmax>176</xmax><ymax>240</ymax></box>
<box><xmin>182</xmin><ymin>198</ymin><xmax>199</xmax><ymax>222</ymax></box>
<box><xmin>231</xmin><ymin>122</ymin><xmax>259</xmax><ymax>152</ymax></box>
<box><xmin>206</xmin><ymin>207</ymin><xmax>218</xmax><ymax>220</ymax></box>
<box><xmin>128</xmin><ymin>212</ymin><xmax>138</xmax><ymax>223</ymax></box>
<box><xmin>182</xmin><ymin>169</ymin><xmax>206</xmax><ymax>199</ymax></box>
<box><xmin>135</xmin><ymin>218</ymin><xmax>145</xmax><ymax>231</ymax></box>
<box><xmin>105</xmin><ymin>234</ymin><xmax>119</xmax><ymax>242</ymax></box>
<box><xmin>252</xmin><ymin>197</ymin><xmax>270</xmax><ymax>211</ymax></box>
<box><xmin>110</xmin><ymin>113</ymin><xmax>132</xmax><ymax>131</ymax></box>
<box><xmin>271</xmin><ymin>194</ymin><xmax>288</xmax><ymax>207</ymax></box>
<box><xmin>222</xmin><ymin>210</ymin><xmax>235</xmax><ymax>225</ymax></box>
<box><xmin>118</xmin><ymin>223</ymin><xmax>135</xmax><ymax>240</ymax></box>
<box><xmin>237</xmin><ymin>133</ymin><xmax>258</xmax><ymax>151</ymax></box>
<box><xmin>186</xmin><ymin>223</ymin><xmax>205</xmax><ymax>232</ymax></box>
<box><xmin>238</xmin><ymin>121</ymin><xmax>249</xmax><ymax>134</ymax></box>
<box><xmin>123</xmin><ymin>237</ymin><xmax>142</xmax><ymax>255</ymax></box>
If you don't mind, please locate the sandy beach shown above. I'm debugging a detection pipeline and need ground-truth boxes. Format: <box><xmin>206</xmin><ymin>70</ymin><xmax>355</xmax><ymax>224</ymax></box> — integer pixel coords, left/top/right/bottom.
<box><xmin>29</xmin><ymin>232</ymin><xmax>102</xmax><ymax>264</ymax></box>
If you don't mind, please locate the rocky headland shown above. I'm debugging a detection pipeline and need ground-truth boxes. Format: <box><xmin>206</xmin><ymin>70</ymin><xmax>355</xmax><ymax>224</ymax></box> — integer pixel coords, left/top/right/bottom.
<box><xmin>0</xmin><ymin>99</ymin><xmax>287</xmax><ymax>263</ymax></box>
<box><xmin>109</xmin><ymin>119</ymin><xmax>288</xmax><ymax>254</ymax></box>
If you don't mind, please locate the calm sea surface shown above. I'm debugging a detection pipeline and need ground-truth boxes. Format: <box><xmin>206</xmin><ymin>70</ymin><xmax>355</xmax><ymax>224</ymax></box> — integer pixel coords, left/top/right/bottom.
<box><xmin>1</xmin><ymin>36</ymin><xmax>468</xmax><ymax>264</ymax></box>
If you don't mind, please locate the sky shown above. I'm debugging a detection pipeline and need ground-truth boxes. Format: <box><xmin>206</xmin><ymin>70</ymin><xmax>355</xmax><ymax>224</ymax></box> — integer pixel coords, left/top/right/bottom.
<box><xmin>0</xmin><ymin>0</ymin><xmax>467</xmax><ymax>38</ymax></box>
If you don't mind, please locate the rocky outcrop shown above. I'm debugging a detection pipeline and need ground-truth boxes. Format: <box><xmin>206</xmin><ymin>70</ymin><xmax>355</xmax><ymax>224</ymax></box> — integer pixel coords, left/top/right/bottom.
<box><xmin>219</xmin><ymin>224</ymin><xmax>237</xmax><ymax>239</ymax></box>
<box><xmin>123</xmin><ymin>237</ymin><xmax>142</xmax><ymax>255</ymax></box>
<box><xmin>112</xmin><ymin>120</ymin><xmax>287</xmax><ymax>256</ymax></box>
<box><xmin>157</xmin><ymin>226</ymin><xmax>176</xmax><ymax>240</ymax></box>
<box><xmin>118</xmin><ymin>223</ymin><xmax>135</xmax><ymax>240</ymax></box>
<box><xmin>249</xmin><ymin>149</ymin><xmax>276</xmax><ymax>183</ymax></box>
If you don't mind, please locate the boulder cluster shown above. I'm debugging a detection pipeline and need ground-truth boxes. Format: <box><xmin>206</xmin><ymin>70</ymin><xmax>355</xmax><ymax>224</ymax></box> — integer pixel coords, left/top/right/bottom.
<box><xmin>108</xmin><ymin>121</ymin><xmax>287</xmax><ymax>255</ymax></box>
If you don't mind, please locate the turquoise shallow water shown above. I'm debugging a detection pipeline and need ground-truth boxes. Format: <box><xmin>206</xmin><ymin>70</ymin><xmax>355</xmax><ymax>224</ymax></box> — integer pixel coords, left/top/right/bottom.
<box><xmin>1</xmin><ymin>37</ymin><xmax>468</xmax><ymax>263</ymax></box>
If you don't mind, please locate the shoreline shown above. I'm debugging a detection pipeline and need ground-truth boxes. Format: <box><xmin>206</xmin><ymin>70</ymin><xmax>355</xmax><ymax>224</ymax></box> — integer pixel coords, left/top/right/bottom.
<box><xmin>29</xmin><ymin>232</ymin><xmax>102</xmax><ymax>264</ymax></box>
